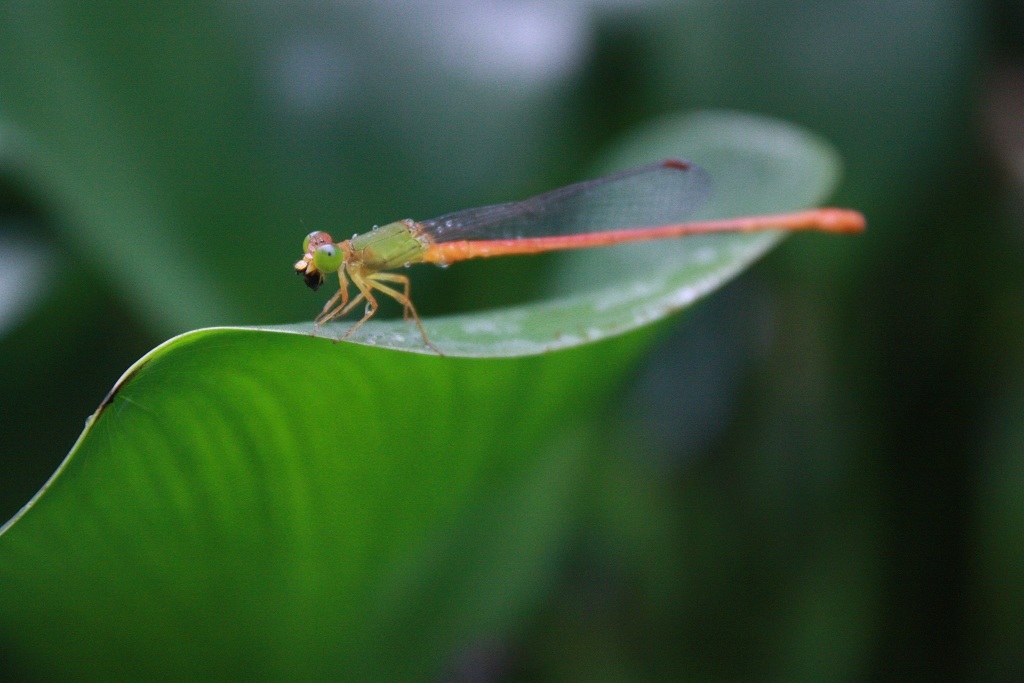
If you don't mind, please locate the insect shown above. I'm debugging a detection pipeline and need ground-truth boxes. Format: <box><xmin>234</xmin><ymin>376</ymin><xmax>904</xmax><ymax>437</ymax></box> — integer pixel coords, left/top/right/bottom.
<box><xmin>295</xmin><ymin>159</ymin><xmax>864</xmax><ymax>352</ymax></box>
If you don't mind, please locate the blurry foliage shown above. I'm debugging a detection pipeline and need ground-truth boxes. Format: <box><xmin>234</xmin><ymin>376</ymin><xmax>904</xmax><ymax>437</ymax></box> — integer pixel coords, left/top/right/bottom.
<box><xmin>0</xmin><ymin>1</ymin><xmax>1020</xmax><ymax>680</ymax></box>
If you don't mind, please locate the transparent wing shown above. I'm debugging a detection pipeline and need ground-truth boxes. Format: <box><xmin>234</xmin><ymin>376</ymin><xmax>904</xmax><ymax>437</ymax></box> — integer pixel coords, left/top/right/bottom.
<box><xmin>418</xmin><ymin>160</ymin><xmax>711</xmax><ymax>243</ymax></box>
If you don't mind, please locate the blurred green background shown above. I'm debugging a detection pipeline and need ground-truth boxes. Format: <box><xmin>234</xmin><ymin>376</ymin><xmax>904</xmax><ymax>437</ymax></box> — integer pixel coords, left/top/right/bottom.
<box><xmin>0</xmin><ymin>1</ymin><xmax>1021</xmax><ymax>680</ymax></box>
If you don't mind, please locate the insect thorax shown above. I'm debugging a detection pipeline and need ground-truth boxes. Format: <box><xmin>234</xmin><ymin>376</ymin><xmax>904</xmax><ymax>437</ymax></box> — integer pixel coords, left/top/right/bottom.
<box><xmin>351</xmin><ymin>220</ymin><xmax>428</xmax><ymax>270</ymax></box>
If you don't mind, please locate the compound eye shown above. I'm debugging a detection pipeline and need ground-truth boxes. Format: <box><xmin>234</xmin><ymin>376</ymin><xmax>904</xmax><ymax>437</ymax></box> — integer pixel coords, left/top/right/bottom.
<box><xmin>312</xmin><ymin>243</ymin><xmax>344</xmax><ymax>273</ymax></box>
<box><xmin>302</xmin><ymin>231</ymin><xmax>333</xmax><ymax>253</ymax></box>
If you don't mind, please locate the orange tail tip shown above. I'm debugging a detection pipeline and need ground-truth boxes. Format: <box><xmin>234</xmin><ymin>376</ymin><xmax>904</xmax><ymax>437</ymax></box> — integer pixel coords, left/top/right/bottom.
<box><xmin>814</xmin><ymin>208</ymin><xmax>867</xmax><ymax>233</ymax></box>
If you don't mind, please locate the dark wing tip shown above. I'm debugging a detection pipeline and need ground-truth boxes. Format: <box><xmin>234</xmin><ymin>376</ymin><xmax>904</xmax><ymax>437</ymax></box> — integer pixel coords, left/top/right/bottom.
<box><xmin>661</xmin><ymin>159</ymin><xmax>692</xmax><ymax>171</ymax></box>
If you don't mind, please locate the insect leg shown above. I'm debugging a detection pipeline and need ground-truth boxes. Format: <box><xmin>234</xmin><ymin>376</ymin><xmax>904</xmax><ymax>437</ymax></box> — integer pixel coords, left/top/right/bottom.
<box><xmin>316</xmin><ymin>268</ymin><xmax>353</xmax><ymax>325</ymax></box>
<box><xmin>370</xmin><ymin>271</ymin><xmax>414</xmax><ymax>320</ymax></box>
<box><xmin>366</xmin><ymin>274</ymin><xmax>439</xmax><ymax>353</ymax></box>
<box><xmin>339</xmin><ymin>270</ymin><xmax>380</xmax><ymax>340</ymax></box>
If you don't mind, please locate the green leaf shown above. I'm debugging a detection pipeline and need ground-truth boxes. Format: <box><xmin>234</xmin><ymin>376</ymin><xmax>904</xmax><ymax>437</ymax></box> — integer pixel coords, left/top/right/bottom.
<box><xmin>0</xmin><ymin>110</ymin><xmax>848</xmax><ymax>678</ymax></box>
<box><xmin>293</xmin><ymin>110</ymin><xmax>842</xmax><ymax>357</ymax></box>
